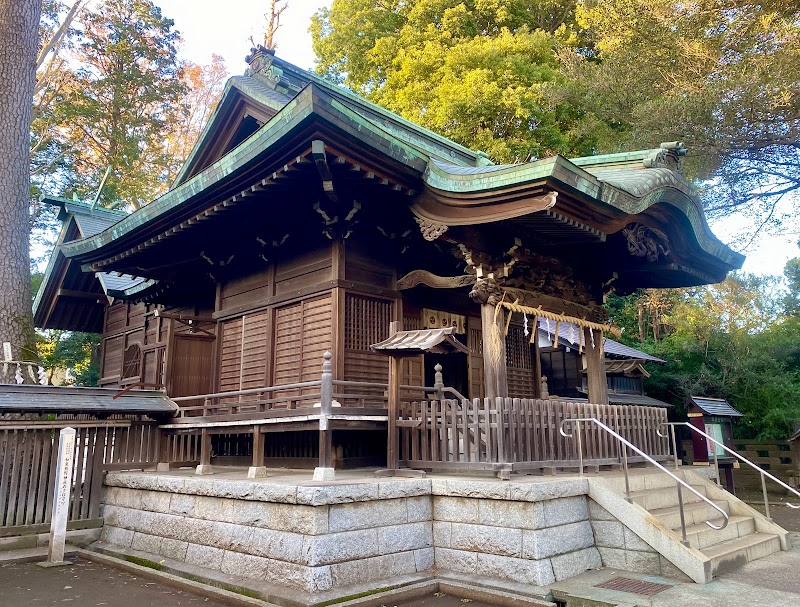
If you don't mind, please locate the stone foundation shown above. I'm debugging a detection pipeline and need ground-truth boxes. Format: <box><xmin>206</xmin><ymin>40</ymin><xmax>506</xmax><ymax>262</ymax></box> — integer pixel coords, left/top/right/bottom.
<box><xmin>99</xmin><ymin>473</ymin><xmax>653</xmax><ymax>592</ymax></box>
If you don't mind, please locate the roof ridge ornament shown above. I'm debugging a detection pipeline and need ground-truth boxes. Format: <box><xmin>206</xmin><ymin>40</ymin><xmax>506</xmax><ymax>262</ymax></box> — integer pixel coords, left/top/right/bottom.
<box><xmin>643</xmin><ymin>141</ymin><xmax>687</xmax><ymax>174</ymax></box>
<box><xmin>245</xmin><ymin>45</ymin><xmax>282</xmax><ymax>89</ymax></box>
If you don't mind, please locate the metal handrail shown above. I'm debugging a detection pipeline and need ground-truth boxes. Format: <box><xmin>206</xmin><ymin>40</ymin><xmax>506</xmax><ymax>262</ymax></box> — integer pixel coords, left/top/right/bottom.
<box><xmin>658</xmin><ymin>422</ymin><xmax>800</xmax><ymax>521</ymax></box>
<box><xmin>560</xmin><ymin>417</ymin><xmax>728</xmax><ymax>544</ymax></box>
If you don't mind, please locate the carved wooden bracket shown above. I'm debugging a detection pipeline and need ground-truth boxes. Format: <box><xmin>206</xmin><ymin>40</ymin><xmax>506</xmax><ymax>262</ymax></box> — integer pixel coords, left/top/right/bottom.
<box><xmin>397</xmin><ymin>270</ymin><xmax>476</xmax><ymax>290</ymax></box>
<box><xmin>469</xmin><ymin>276</ymin><xmax>505</xmax><ymax>306</ymax></box>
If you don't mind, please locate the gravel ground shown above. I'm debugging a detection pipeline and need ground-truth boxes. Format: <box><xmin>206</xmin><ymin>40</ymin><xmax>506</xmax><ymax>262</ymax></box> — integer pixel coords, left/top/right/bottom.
<box><xmin>0</xmin><ymin>557</ymin><xmax>231</xmax><ymax>607</ymax></box>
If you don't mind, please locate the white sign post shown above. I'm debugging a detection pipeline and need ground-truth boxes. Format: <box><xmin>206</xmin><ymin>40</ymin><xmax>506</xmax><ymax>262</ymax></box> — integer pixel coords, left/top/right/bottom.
<box><xmin>39</xmin><ymin>427</ymin><xmax>76</xmax><ymax>567</ymax></box>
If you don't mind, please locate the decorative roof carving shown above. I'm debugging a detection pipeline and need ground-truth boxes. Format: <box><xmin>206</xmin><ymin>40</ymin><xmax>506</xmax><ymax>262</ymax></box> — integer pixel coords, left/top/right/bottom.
<box><xmin>245</xmin><ymin>45</ymin><xmax>282</xmax><ymax>89</ymax></box>
<box><xmin>622</xmin><ymin>223</ymin><xmax>671</xmax><ymax>263</ymax></box>
<box><xmin>415</xmin><ymin>217</ymin><xmax>449</xmax><ymax>241</ymax></box>
<box><xmin>643</xmin><ymin>141</ymin><xmax>687</xmax><ymax>174</ymax></box>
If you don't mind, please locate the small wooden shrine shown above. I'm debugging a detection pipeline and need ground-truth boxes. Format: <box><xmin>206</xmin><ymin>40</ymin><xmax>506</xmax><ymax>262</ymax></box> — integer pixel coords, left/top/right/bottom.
<box><xmin>33</xmin><ymin>48</ymin><xmax>743</xmax><ymax>473</ymax></box>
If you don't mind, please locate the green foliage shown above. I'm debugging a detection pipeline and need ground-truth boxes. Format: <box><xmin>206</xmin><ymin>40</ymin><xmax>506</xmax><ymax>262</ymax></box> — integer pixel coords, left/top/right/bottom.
<box><xmin>565</xmin><ymin>0</ymin><xmax>800</xmax><ymax>231</ymax></box>
<box><xmin>35</xmin><ymin>0</ymin><xmax>187</xmax><ymax>211</ymax></box>
<box><xmin>784</xmin><ymin>241</ymin><xmax>800</xmax><ymax>316</ymax></box>
<box><xmin>607</xmin><ymin>276</ymin><xmax>800</xmax><ymax>440</ymax></box>
<box><xmin>37</xmin><ymin>330</ymin><xmax>100</xmax><ymax>386</ymax></box>
<box><xmin>312</xmin><ymin>0</ymin><xmax>603</xmax><ymax>162</ymax></box>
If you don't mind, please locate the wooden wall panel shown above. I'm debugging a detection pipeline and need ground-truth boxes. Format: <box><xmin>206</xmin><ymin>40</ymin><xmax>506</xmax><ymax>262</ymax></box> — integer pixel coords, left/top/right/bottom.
<box><xmin>102</xmin><ymin>335</ymin><xmax>124</xmax><ymax>379</ymax></box>
<box><xmin>240</xmin><ymin>311</ymin><xmax>269</xmax><ymax>390</ymax></box>
<box><xmin>170</xmin><ymin>336</ymin><xmax>214</xmax><ymax>398</ymax></box>
<box><xmin>105</xmin><ymin>303</ymin><xmax>128</xmax><ymax>334</ymax></box>
<box><xmin>274</xmin><ymin>247</ymin><xmax>333</xmax><ymax>296</ymax></box>
<box><xmin>218</xmin><ymin>317</ymin><xmax>243</xmax><ymax>392</ymax></box>
<box><xmin>273</xmin><ymin>294</ymin><xmax>333</xmax><ymax>388</ymax></box>
<box><xmin>219</xmin><ymin>268</ymin><xmax>272</xmax><ymax>311</ymax></box>
<box><xmin>216</xmin><ymin>310</ymin><xmax>269</xmax><ymax>399</ymax></box>
<box><xmin>344</xmin><ymin>245</ymin><xmax>394</xmax><ymax>289</ymax></box>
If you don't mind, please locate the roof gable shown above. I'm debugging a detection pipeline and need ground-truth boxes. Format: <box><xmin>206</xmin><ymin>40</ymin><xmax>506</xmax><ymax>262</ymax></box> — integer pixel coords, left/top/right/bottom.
<box><xmin>33</xmin><ymin>198</ymin><xmax>139</xmax><ymax>332</ymax></box>
<box><xmin>173</xmin><ymin>75</ymin><xmax>292</xmax><ymax>186</ymax></box>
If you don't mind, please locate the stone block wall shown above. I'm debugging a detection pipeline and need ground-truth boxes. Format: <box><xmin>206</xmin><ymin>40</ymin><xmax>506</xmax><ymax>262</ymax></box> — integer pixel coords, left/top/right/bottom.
<box><xmin>101</xmin><ymin>476</ymin><xmax>434</xmax><ymax>592</ymax></box>
<box><xmin>99</xmin><ymin>473</ymin><xmax>680</xmax><ymax>593</ymax></box>
<box><xmin>430</xmin><ymin>478</ymin><xmax>600</xmax><ymax>586</ymax></box>
<box><xmin>589</xmin><ymin>500</ymin><xmax>690</xmax><ymax>581</ymax></box>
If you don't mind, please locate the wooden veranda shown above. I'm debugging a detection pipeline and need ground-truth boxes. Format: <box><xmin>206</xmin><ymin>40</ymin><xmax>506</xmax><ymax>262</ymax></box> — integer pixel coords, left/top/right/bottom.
<box><xmin>154</xmin><ymin>353</ymin><xmax>670</xmax><ymax>477</ymax></box>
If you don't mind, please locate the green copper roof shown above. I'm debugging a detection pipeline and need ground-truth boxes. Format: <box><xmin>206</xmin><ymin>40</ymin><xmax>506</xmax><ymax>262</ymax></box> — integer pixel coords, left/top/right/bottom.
<box><xmin>59</xmin><ymin>55</ymin><xmax>742</xmax><ymax>280</ymax></box>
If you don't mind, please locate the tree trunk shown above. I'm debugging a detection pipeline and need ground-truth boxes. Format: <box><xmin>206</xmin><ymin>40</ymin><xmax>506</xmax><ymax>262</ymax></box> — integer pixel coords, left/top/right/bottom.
<box><xmin>0</xmin><ymin>0</ymin><xmax>41</xmax><ymax>363</ymax></box>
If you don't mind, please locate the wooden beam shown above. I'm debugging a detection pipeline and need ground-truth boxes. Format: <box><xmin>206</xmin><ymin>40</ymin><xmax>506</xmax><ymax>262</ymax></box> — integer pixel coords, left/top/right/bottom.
<box><xmin>56</xmin><ymin>288</ymin><xmax>106</xmax><ymax>303</ymax></box>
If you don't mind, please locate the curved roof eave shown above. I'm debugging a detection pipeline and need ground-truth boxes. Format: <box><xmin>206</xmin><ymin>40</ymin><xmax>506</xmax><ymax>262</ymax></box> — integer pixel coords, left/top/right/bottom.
<box><xmin>61</xmin><ymin>84</ymin><xmax>434</xmax><ymax>264</ymax></box>
<box><xmin>416</xmin><ymin>156</ymin><xmax>743</xmax><ymax>271</ymax></box>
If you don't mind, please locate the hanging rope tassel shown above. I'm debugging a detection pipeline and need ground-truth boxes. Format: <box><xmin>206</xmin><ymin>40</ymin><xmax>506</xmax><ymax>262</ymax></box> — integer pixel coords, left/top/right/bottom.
<box><xmin>553</xmin><ymin>321</ymin><xmax>560</xmax><ymax>349</ymax></box>
<box><xmin>578</xmin><ymin>325</ymin><xmax>583</xmax><ymax>354</ymax></box>
<box><xmin>529</xmin><ymin>316</ymin><xmax>538</xmax><ymax>344</ymax></box>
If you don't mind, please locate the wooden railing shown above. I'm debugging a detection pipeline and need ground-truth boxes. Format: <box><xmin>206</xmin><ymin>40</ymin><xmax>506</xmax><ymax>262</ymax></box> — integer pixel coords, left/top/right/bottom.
<box><xmin>169</xmin><ymin>379</ymin><xmax>451</xmax><ymax>418</ymax></box>
<box><xmin>399</xmin><ymin>398</ymin><xmax>670</xmax><ymax>472</ymax></box>
<box><xmin>0</xmin><ymin>420</ymin><xmax>159</xmax><ymax>535</ymax></box>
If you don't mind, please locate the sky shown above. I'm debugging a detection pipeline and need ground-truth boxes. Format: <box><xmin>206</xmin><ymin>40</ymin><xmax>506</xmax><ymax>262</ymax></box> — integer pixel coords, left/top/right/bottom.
<box><xmin>153</xmin><ymin>0</ymin><xmax>797</xmax><ymax>277</ymax></box>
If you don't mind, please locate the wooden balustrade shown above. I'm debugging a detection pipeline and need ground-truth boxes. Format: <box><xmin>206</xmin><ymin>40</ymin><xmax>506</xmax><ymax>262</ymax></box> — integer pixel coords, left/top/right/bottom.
<box><xmin>399</xmin><ymin>398</ymin><xmax>670</xmax><ymax>472</ymax></box>
<box><xmin>0</xmin><ymin>421</ymin><xmax>159</xmax><ymax>534</ymax></box>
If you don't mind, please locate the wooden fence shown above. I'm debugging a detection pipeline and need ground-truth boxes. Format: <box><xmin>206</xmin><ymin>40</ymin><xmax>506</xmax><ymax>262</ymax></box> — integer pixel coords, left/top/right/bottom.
<box><xmin>399</xmin><ymin>398</ymin><xmax>670</xmax><ymax>472</ymax></box>
<box><xmin>0</xmin><ymin>421</ymin><xmax>159</xmax><ymax>536</ymax></box>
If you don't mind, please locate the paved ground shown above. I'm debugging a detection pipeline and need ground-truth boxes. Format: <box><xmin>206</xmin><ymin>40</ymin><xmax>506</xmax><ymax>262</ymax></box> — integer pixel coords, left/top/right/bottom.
<box><xmin>0</xmin><ymin>556</ymin><xmax>230</xmax><ymax>607</ymax></box>
<box><xmin>735</xmin><ymin>489</ymin><xmax>800</xmax><ymax>531</ymax></box>
<box><xmin>397</xmin><ymin>593</ymin><xmax>495</xmax><ymax>607</ymax></box>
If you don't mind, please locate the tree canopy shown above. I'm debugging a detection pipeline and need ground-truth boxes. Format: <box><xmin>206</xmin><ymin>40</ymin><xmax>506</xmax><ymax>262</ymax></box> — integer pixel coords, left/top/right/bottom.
<box><xmin>312</xmin><ymin>0</ymin><xmax>800</xmax><ymax>233</ymax></box>
<box><xmin>607</xmin><ymin>269</ymin><xmax>800</xmax><ymax>440</ymax></box>
<box><xmin>312</xmin><ymin>1</ymin><xmax>602</xmax><ymax>162</ymax></box>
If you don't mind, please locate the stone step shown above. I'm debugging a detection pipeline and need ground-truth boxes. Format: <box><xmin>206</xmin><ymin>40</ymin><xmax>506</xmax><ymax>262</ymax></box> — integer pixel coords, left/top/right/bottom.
<box><xmin>679</xmin><ymin>515</ymin><xmax>756</xmax><ymax>550</ymax></box>
<box><xmin>628</xmin><ymin>485</ymin><xmax>706</xmax><ymax>511</ymax></box>
<box><xmin>603</xmin><ymin>470</ymin><xmax>687</xmax><ymax>493</ymax></box>
<box><xmin>650</xmin><ymin>498</ymin><xmax>731</xmax><ymax>529</ymax></box>
<box><xmin>702</xmin><ymin>533</ymin><xmax>782</xmax><ymax>577</ymax></box>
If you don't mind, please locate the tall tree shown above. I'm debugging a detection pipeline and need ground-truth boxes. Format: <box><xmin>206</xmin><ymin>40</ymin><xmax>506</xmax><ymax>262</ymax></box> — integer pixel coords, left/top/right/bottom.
<box><xmin>261</xmin><ymin>0</ymin><xmax>289</xmax><ymax>50</ymax></box>
<box><xmin>311</xmin><ymin>0</ymin><xmax>600</xmax><ymax>163</ymax></box>
<box><xmin>49</xmin><ymin>0</ymin><xmax>187</xmax><ymax>210</ymax></box>
<box><xmin>0</xmin><ymin>0</ymin><xmax>42</xmax><ymax>362</ymax></box>
<box><xmin>565</xmin><ymin>0</ymin><xmax>800</xmax><ymax>234</ymax></box>
<box><xmin>784</xmin><ymin>242</ymin><xmax>800</xmax><ymax>317</ymax></box>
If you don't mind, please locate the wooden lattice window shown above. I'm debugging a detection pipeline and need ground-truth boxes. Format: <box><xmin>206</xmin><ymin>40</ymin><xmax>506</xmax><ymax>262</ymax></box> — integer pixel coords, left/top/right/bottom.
<box><xmin>121</xmin><ymin>344</ymin><xmax>142</xmax><ymax>380</ymax></box>
<box><xmin>505</xmin><ymin>325</ymin><xmax>533</xmax><ymax>370</ymax></box>
<box><xmin>345</xmin><ymin>294</ymin><xmax>393</xmax><ymax>351</ymax></box>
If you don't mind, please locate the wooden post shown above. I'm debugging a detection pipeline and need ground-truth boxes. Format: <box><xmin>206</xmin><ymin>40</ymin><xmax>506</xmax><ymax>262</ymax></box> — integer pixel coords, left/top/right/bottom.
<box><xmin>481</xmin><ymin>302</ymin><xmax>508</xmax><ymax>399</ymax></box>
<box><xmin>156</xmin><ymin>428</ymin><xmax>171</xmax><ymax>472</ymax></box>
<box><xmin>386</xmin><ymin>320</ymin><xmax>403</xmax><ymax>471</ymax></box>
<box><xmin>313</xmin><ymin>352</ymin><xmax>335</xmax><ymax>481</ymax></box>
<box><xmin>584</xmin><ymin>327</ymin><xmax>609</xmax><ymax>405</ymax></box>
<box><xmin>388</xmin><ymin>354</ymin><xmax>402</xmax><ymax>470</ymax></box>
<box><xmin>248</xmin><ymin>426</ymin><xmax>267</xmax><ymax>478</ymax></box>
<box><xmin>38</xmin><ymin>428</ymin><xmax>76</xmax><ymax>567</ymax></box>
<box><xmin>196</xmin><ymin>427</ymin><xmax>213</xmax><ymax>475</ymax></box>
